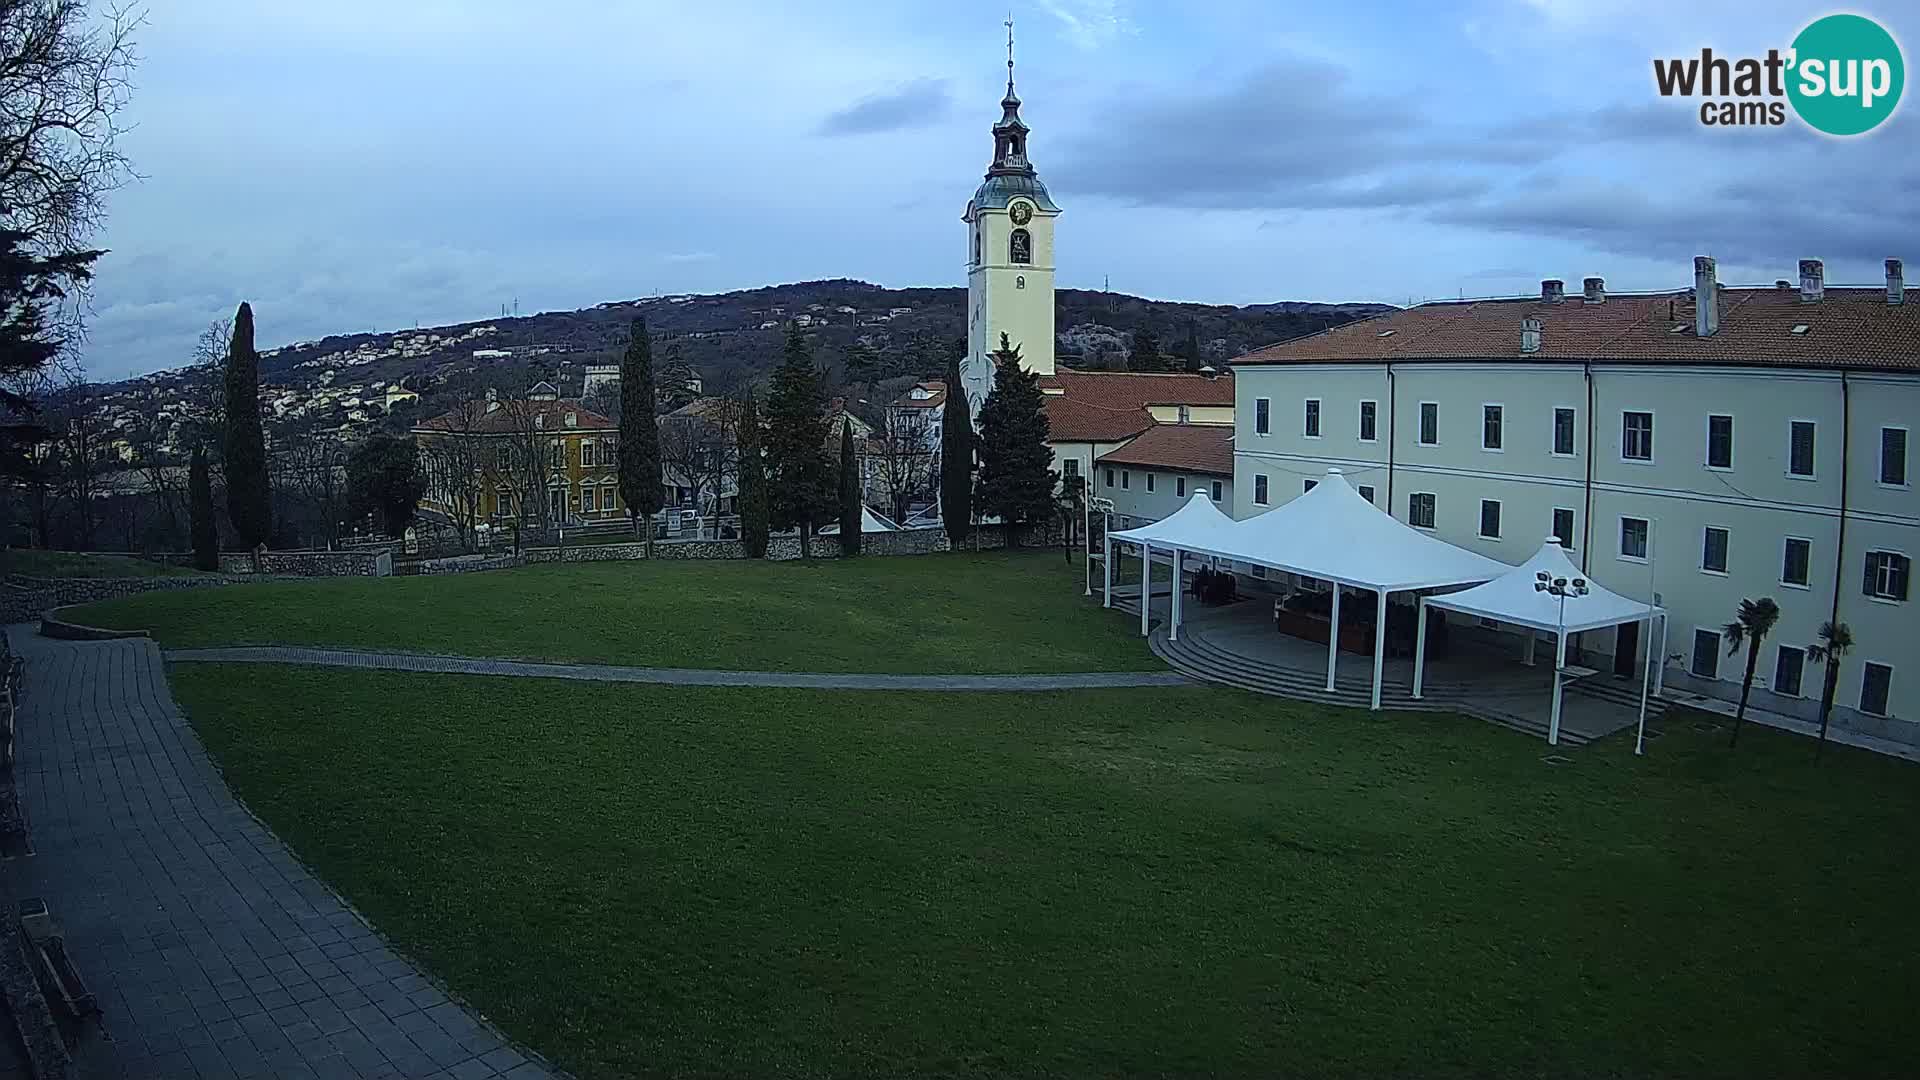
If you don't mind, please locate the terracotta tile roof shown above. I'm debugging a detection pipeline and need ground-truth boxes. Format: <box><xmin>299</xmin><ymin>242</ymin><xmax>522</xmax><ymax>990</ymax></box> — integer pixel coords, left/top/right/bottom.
<box><xmin>1039</xmin><ymin>368</ymin><xmax>1235</xmax><ymax>408</ymax></box>
<box><xmin>1095</xmin><ymin>423</ymin><xmax>1235</xmax><ymax>475</ymax></box>
<box><xmin>1234</xmin><ymin>287</ymin><xmax>1920</xmax><ymax>371</ymax></box>
<box><xmin>889</xmin><ymin>381</ymin><xmax>947</xmax><ymax>409</ymax></box>
<box><xmin>414</xmin><ymin>399</ymin><xmax>615</xmax><ymax>435</ymax></box>
<box><xmin>1044</xmin><ymin>396</ymin><xmax>1156</xmax><ymax>443</ymax></box>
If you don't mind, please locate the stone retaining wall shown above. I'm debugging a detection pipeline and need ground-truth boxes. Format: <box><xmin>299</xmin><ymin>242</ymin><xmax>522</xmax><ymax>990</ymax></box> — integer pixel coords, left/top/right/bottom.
<box><xmin>400</xmin><ymin>523</ymin><xmax>1061</xmax><ymax>575</ymax></box>
<box><xmin>1</xmin><ymin>574</ymin><xmax>257</xmax><ymax>624</ymax></box>
<box><xmin>210</xmin><ymin>550</ymin><xmax>391</xmax><ymax>577</ymax></box>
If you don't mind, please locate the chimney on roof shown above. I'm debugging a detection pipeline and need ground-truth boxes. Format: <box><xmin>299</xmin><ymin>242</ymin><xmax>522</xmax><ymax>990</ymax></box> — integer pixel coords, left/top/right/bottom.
<box><xmin>1520</xmin><ymin>317</ymin><xmax>1543</xmax><ymax>354</ymax></box>
<box><xmin>1798</xmin><ymin>258</ymin><xmax>1824</xmax><ymax>302</ymax></box>
<box><xmin>1888</xmin><ymin>258</ymin><xmax>1905</xmax><ymax>305</ymax></box>
<box><xmin>1541</xmin><ymin>279</ymin><xmax>1565</xmax><ymax>303</ymax></box>
<box><xmin>485</xmin><ymin>386</ymin><xmax>499</xmax><ymax>413</ymax></box>
<box><xmin>1582</xmin><ymin>277</ymin><xmax>1605</xmax><ymax>304</ymax></box>
<box><xmin>1196</xmin><ymin>365</ymin><xmax>1219</xmax><ymax>379</ymax></box>
<box><xmin>1693</xmin><ymin>256</ymin><xmax>1720</xmax><ymax>337</ymax></box>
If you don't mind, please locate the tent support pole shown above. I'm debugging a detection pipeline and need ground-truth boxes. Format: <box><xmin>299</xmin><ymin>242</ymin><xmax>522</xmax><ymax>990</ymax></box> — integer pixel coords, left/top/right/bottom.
<box><xmin>1413</xmin><ymin>598</ymin><xmax>1428</xmax><ymax>699</ymax></box>
<box><xmin>1139</xmin><ymin>544</ymin><xmax>1151</xmax><ymax>637</ymax></box>
<box><xmin>1635</xmin><ymin>613</ymin><xmax>1653</xmax><ymax>757</ymax></box>
<box><xmin>1326</xmin><ymin>586</ymin><xmax>1342</xmax><ymax>691</ymax></box>
<box><xmin>1170</xmin><ymin>548</ymin><xmax>1183</xmax><ymax>642</ymax></box>
<box><xmin>1549</xmin><ymin>630</ymin><xmax>1567</xmax><ymax>746</ymax></box>
<box><xmin>1653</xmin><ymin>613</ymin><xmax>1667</xmax><ymax>696</ymax></box>
<box><xmin>1102</xmin><ymin>534</ymin><xmax>1113</xmax><ymax>608</ymax></box>
<box><xmin>1523</xmin><ymin>632</ymin><xmax>1536</xmax><ymax>666</ymax></box>
<box><xmin>1370</xmin><ymin>588</ymin><xmax>1388</xmax><ymax>711</ymax></box>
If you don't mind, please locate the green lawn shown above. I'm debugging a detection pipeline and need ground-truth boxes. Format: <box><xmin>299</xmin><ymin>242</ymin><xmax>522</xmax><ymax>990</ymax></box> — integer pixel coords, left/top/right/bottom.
<box><xmin>172</xmin><ymin>665</ymin><xmax>1920</xmax><ymax>1079</ymax></box>
<box><xmin>1</xmin><ymin>549</ymin><xmax>203</xmax><ymax>578</ymax></box>
<box><xmin>73</xmin><ymin>552</ymin><xmax>1152</xmax><ymax>673</ymax></box>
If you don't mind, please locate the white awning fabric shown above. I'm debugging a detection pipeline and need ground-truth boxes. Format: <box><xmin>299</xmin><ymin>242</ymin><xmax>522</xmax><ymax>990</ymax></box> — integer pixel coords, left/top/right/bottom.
<box><xmin>1108</xmin><ymin>488</ymin><xmax>1240</xmax><ymax>552</ymax></box>
<box><xmin>818</xmin><ymin>505</ymin><xmax>900</xmax><ymax>534</ymax></box>
<box><xmin>1424</xmin><ymin>537</ymin><xmax>1663</xmax><ymax>633</ymax></box>
<box><xmin>1113</xmin><ymin>470</ymin><xmax>1505</xmax><ymax>593</ymax></box>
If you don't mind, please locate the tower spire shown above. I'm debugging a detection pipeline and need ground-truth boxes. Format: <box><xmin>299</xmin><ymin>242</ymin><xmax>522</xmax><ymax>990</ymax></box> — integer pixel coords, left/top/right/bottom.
<box><xmin>989</xmin><ymin>16</ymin><xmax>1032</xmax><ymax>177</ymax></box>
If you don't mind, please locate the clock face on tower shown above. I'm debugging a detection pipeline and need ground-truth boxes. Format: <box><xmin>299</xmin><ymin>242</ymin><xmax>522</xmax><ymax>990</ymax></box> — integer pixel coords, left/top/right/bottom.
<box><xmin>1009</xmin><ymin>200</ymin><xmax>1033</xmax><ymax>226</ymax></box>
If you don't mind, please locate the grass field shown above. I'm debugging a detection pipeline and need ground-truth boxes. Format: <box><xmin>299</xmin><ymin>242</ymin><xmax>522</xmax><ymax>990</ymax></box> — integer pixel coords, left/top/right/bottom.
<box><xmin>172</xmin><ymin>664</ymin><xmax>1920</xmax><ymax>1079</ymax></box>
<box><xmin>73</xmin><ymin>552</ymin><xmax>1151</xmax><ymax>673</ymax></box>
<box><xmin>2</xmin><ymin>549</ymin><xmax>204</xmax><ymax>578</ymax></box>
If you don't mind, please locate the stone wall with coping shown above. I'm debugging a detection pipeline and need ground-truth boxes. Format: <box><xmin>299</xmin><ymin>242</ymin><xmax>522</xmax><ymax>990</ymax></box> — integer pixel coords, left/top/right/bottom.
<box><xmin>211</xmin><ymin>550</ymin><xmax>391</xmax><ymax>577</ymax></box>
<box><xmin>400</xmin><ymin>523</ymin><xmax>1061</xmax><ymax>575</ymax></box>
<box><xmin>1</xmin><ymin>574</ymin><xmax>261</xmax><ymax>623</ymax></box>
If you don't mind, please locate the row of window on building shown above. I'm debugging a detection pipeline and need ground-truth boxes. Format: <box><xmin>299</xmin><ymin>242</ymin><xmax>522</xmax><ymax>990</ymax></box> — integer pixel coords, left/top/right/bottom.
<box><xmin>1099</xmin><ymin>467</ymin><xmax>1223</xmax><ymax>502</ymax></box>
<box><xmin>1243</xmin><ymin>474</ymin><xmax>1910</xmax><ymax>605</ymax></box>
<box><xmin>1688</xmin><ymin>628</ymin><xmax>1895</xmax><ymax>718</ymax></box>
<box><xmin>1250</xmin><ymin>398</ymin><xmax>1909</xmax><ymax>484</ymax></box>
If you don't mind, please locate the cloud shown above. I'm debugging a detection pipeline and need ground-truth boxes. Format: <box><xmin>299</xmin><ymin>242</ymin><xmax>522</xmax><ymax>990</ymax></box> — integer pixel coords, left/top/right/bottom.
<box><xmin>1051</xmin><ymin>54</ymin><xmax>1920</xmax><ymax>275</ymax></box>
<box><xmin>816</xmin><ymin>79</ymin><xmax>954</xmax><ymax>136</ymax></box>
<box><xmin>1038</xmin><ymin>0</ymin><xmax>1133</xmax><ymax>50</ymax></box>
<box><xmin>661</xmin><ymin>251</ymin><xmax>718</xmax><ymax>264</ymax></box>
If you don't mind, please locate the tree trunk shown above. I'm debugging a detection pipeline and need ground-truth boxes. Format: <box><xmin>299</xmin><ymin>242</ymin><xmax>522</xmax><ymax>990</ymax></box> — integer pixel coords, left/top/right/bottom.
<box><xmin>799</xmin><ymin>520</ymin><xmax>811</xmax><ymax>561</ymax></box>
<box><xmin>1729</xmin><ymin>640</ymin><xmax>1761</xmax><ymax>748</ymax></box>
<box><xmin>1815</xmin><ymin>660</ymin><xmax>1840</xmax><ymax>760</ymax></box>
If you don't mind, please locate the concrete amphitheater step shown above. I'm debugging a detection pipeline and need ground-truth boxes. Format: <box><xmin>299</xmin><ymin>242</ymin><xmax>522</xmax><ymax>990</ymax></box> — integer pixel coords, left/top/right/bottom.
<box><xmin>1151</xmin><ymin>631</ymin><xmax>1588</xmax><ymax>746</ymax></box>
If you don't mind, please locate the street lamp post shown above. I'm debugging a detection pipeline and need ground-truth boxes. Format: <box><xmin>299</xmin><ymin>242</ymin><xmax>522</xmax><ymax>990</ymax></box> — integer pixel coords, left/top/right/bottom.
<box><xmin>1085</xmin><ymin>496</ymin><xmax>1114</xmax><ymax>597</ymax></box>
<box><xmin>1534</xmin><ymin>570</ymin><xmax>1589</xmax><ymax>747</ymax></box>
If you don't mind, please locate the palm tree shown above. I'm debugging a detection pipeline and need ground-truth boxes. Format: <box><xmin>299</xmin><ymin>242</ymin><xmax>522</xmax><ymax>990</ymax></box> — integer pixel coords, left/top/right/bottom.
<box><xmin>1806</xmin><ymin>620</ymin><xmax>1855</xmax><ymax>760</ymax></box>
<box><xmin>1723</xmin><ymin>597</ymin><xmax>1781</xmax><ymax>749</ymax></box>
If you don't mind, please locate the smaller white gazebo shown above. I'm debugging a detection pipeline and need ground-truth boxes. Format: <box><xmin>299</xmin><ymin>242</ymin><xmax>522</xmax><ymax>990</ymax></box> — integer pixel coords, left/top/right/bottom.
<box><xmin>1417</xmin><ymin>537</ymin><xmax>1667</xmax><ymax>747</ymax></box>
<box><xmin>1105</xmin><ymin>491</ymin><xmax>1240</xmax><ymax>641</ymax></box>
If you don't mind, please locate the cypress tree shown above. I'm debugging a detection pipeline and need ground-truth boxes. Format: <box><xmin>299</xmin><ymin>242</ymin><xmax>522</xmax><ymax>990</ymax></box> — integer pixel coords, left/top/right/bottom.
<box><xmin>939</xmin><ymin>348</ymin><xmax>973</xmax><ymax>547</ymax></box>
<box><xmin>617</xmin><ymin>317</ymin><xmax>664</xmax><ymax>555</ymax></box>
<box><xmin>764</xmin><ymin>325</ymin><xmax>835</xmax><ymax>560</ymax></box>
<box><xmin>837</xmin><ymin>416</ymin><xmax>861</xmax><ymax>557</ymax></box>
<box><xmin>189</xmin><ymin>444</ymin><xmax>218</xmax><ymax>571</ymax></box>
<box><xmin>221</xmin><ymin>303</ymin><xmax>272</xmax><ymax>550</ymax></box>
<box><xmin>975</xmin><ymin>334</ymin><xmax>1055</xmax><ymax>549</ymax></box>
<box><xmin>735</xmin><ymin>393</ymin><xmax>770</xmax><ymax>558</ymax></box>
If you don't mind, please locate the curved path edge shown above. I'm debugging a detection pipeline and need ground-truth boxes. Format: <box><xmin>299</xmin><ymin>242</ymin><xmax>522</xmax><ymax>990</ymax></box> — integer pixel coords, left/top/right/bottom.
<box><xmin>165</xmin><ymin>645</ymin><xmax>1195</xmax><ymax>691</ymax></box>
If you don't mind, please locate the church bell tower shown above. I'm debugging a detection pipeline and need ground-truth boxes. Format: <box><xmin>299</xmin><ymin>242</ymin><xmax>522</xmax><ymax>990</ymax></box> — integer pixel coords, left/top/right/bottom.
<box><xmin>959</xmin><ymin>21</ymin><xmax>1059</xmax><ymax>420</ymax></box>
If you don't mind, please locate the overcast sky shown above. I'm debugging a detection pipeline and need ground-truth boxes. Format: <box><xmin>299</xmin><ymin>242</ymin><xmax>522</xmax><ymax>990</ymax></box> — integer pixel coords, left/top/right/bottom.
<box><xmin>81</xmin><ymin>0</ymin><xmax>1917</xmax><ymax>381</ymax></box>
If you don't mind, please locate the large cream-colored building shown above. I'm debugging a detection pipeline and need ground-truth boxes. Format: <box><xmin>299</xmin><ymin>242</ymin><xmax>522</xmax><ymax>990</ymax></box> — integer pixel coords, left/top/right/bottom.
<box><xmin>1226</xmin><ymin>260</ymin><xmax>1916</xmax><ymax>739</ymax></box>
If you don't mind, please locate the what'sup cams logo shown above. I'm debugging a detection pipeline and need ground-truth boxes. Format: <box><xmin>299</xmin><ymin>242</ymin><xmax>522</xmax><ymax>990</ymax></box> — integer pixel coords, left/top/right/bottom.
<box><xmin>1653</xmin><ymin>13</ymin><xmax>1904</xmax><ymax>135</ymax></box>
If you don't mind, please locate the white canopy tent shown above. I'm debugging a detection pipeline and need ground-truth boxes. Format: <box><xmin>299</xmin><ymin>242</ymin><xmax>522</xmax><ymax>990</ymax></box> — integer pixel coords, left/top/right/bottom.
<box><xmin>1102</xmin><ymin>489</ymin><xmax>1241</xmax><ymax>640</ymax></box>
<box><xmin>1418</xmin><ymin>537</ymin><xmax>1666</xmax><ymax>748</ymax></box>
<box><xmin>1109</xmin><ymin>470</ymin><xmax>1507</xmax><ymax>709</ymax></box>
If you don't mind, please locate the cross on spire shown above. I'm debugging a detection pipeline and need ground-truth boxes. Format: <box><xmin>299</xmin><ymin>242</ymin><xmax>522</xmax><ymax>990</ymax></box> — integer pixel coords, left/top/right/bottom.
<box><xmin>1006</xmin><ymin>15</ymin><xmax>1015</xmax><ymax>92</ymax></box>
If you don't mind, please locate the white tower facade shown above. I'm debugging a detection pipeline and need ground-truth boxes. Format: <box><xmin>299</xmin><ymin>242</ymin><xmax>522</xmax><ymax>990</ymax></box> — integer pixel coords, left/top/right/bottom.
<box><xmin>958</xmin><ymin>30</ymin><xmax>1059</xmax><ymax>420</ymax></box>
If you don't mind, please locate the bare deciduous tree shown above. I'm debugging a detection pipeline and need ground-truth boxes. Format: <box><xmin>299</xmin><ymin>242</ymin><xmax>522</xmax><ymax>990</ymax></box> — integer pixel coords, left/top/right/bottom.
<box><xmin>658</xmin><ymin>405</ymin><xmax>735</xmax><ymax>538</ymax></box>
<box><xmin>868</xmin><ymin>408</ymin><xmax>935</xmax><ymax>526</ymax></box>
<box><xmin>417</xmin><ymin>397</ymin><xmax>489</xmax><ymax>552</ymax></box>
<box><xmin>0</xmin><ymin>0</ymin><xmax>144</xmax><ymax>253</ymax></box>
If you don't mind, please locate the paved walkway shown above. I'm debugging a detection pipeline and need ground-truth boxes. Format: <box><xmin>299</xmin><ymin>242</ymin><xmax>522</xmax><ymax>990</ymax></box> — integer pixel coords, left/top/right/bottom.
<box><xmin>2</xmin><ymin>628</ymin><xmax>556</xmax><ymax>1080</ymax></box>
<box><xmin>166</xmin><ymin>646</ymin><xmax>1192</xmax><ymax>691</ymax></box>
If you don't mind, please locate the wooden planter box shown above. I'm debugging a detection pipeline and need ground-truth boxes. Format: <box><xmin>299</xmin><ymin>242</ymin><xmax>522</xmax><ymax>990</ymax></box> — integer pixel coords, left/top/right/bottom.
<box><xmin>1273</xmin><ymin>606</ymin><xmax>1378</xmax><ymax>656</ymax></box>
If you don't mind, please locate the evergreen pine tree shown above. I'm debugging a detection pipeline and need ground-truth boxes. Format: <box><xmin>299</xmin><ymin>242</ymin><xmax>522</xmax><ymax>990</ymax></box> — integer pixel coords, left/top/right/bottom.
<box><xmin>189</xmin><ymin>443</ymin><xmax>218</xmax><ymax>571</ymax></box>
<box><xmin>1128</xmin><ymin>326</ymin><xmax>1166</xmax><ymax>372</ymax></box>
<box><xmin>939</xmin><ymin>348</ymin><xmax>973</xmax><ymax>547</ymax></box>
<box><xmin>764</xmin><ymin>325</ymin><xmax>835</xmax><ymax>559</ymax></box>
<box><xmin>735</xmin><ymin>393</ymin><xmax>770</xmax><ymax>558</ymax></box>
<box><xmin>221</xmin><ymin>303</ymin><xmax>272</xmax><ymax>550</ymax></box>
<box><xmin>837</xmin><ymin>417</ymin><xmax>861</xmax><ymax>556</ymax></box>
<box><xmin>617</xmin><ymin>317</ymin><xmax>664</xmax><ymax>554</ymax></box>
<box><xmin>974</xmin><ymin>334</ymin><xmax>1056</xmax><ymax>548</ymax></box>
